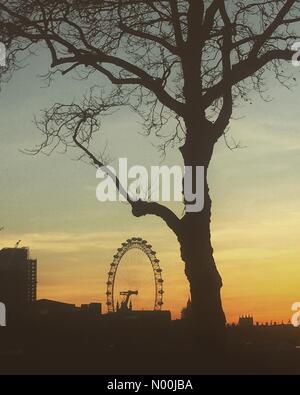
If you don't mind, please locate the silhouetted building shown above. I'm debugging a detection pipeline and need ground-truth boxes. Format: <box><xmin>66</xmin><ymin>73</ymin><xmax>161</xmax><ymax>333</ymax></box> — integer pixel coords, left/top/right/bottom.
<box><xmin>34</xmin><ymin>299</ymin><xmax>76</xmax><ymax>315</ymax></box>
<box><xmin>130</xmin><ymin>310</ymin><xmax>171</xmax><ymax>322</ymax></box>
<box><xmin>238</xmin><ymin>315</ymin><xmax>254</xmax><ymax>328</ymax></box>
<box><xmin>110</xmin><ymin>309</ymin><xmax>171</xmax><ymax>322</ymax></box>
<box><xmin>0</xmin><ymin>247</ymin><xmax>37</xmax><ymax>319</ymax></box>
<box><xmin>80</xmin><ymin>303</ymin><xmax>102</xmax><ymax>315</ymax></box>
<box><xmin>29</xmin><ymin>300</ymin><xmax>102</xmax><ymax>321</ymax></box>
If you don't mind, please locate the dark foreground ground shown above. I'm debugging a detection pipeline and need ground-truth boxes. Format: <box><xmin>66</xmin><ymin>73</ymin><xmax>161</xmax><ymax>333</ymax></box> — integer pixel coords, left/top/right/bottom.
<box><xmin>1</xmin><ymin>319</ymin><xmax>300</xmax><ymax>375</ymax></box>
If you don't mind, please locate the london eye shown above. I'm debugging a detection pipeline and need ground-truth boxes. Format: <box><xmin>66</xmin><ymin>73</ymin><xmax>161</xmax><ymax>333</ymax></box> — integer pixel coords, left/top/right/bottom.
<box><xmin>106</xmin><ymin>237</ymin><xmax>164</xmax><ymax>313</ymax></box>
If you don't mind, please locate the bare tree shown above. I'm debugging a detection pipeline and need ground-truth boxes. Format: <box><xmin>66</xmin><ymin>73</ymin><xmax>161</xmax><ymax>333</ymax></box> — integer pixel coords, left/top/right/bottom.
<box><xmin>1</xmin><ymin>0</ymin><xmax>300</xmax><ymax>348</ymax></box>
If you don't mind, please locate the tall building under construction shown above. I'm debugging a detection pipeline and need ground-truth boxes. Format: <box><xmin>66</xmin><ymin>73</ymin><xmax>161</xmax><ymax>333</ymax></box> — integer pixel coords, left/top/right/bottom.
<box><xmin>0</xmin><ymin>247</ymin><xmax>37</xmax><ymax>319</ymax></box>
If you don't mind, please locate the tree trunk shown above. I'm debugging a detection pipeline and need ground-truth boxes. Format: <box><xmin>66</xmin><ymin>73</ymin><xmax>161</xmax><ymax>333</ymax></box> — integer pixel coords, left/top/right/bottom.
<box><xmin>178</xmin><ymin>188</ymin><xmax>226</xmax><ymax>350</ymax></box>
<box><xmin>178</xmin><ymin>118</ymin><xmax>226</xmax><ymax>352</ymax></box>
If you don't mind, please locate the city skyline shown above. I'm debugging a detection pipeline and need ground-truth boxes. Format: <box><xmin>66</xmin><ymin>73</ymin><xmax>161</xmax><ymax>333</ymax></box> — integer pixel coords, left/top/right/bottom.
<box><xmin>0</xmin><ymin>243</ymin><xmax>295</xmax><ymax>326</ymax></box>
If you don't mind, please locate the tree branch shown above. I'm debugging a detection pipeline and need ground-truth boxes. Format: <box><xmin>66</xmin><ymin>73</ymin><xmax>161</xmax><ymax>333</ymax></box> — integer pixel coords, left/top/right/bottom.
<box><xmin>250</xmin><ymin>0</ymin><xmax>297</xmax><ymax>57</ymax></box>
<box><xmin>72</xmin><ymin>115</ymin><xmax>181</xmax><ymax>235</ymax></box>
<box><xmin>119</xmin><ymin>20</ymin><xmax>179</xmax><ymax>55</ymax></box>
<box><xmin>214</xmin><ymin>1</ymin><xmax>233</xmax><ymax>134</ymax></box>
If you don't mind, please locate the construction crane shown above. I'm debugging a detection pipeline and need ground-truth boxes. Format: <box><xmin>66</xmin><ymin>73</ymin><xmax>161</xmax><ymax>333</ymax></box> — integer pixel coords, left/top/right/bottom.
<box><xmin>119</xmin><ymin>290</ymin><xmax>138</xmax><ymax>312</ymax></box>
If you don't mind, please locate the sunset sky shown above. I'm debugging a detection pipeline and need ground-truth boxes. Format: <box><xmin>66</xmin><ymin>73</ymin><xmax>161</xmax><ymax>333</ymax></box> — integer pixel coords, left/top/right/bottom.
<box><xmin>1</xmin><ymin>47</ymin><xmax>300</xmax><ymax>323</ymax></box>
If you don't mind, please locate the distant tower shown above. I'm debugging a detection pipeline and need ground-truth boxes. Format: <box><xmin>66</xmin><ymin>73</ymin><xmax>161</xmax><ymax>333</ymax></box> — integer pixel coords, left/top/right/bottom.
<box><xmin>238</xmin><ymin>315</ymin><xmax>254</xmax><ymax>328</ymax></box>
<box><xmin>181</xmin><ymin>298</ymin><xmax>192</xmax><ymax>320</ymax></box>
<box><xmin>118</xmin><ymin>290</ymin><xmax>138</xmax><ymax>312</ymax></box>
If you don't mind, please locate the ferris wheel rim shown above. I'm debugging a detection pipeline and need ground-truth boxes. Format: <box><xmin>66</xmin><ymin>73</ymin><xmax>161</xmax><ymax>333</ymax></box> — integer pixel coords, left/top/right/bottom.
<box><xmin>106</xmin><ymin>237</ymin><xmax>164</xmax><ymax>313</ymax></box>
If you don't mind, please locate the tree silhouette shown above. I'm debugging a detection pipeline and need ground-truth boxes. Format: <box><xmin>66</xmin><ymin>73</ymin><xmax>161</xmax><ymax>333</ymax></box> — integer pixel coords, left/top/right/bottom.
<box><xmin>1</xmin><ymin>0</ymin><xmax>300</xmax><ymax>348</ymax></box>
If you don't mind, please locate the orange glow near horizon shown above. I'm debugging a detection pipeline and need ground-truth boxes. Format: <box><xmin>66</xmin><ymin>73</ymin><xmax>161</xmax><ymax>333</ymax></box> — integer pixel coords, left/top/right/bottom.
<box><xmin>1</xmin><ymin>209</ymin><xmax>299</xmax><ymax>325</ymax></box>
